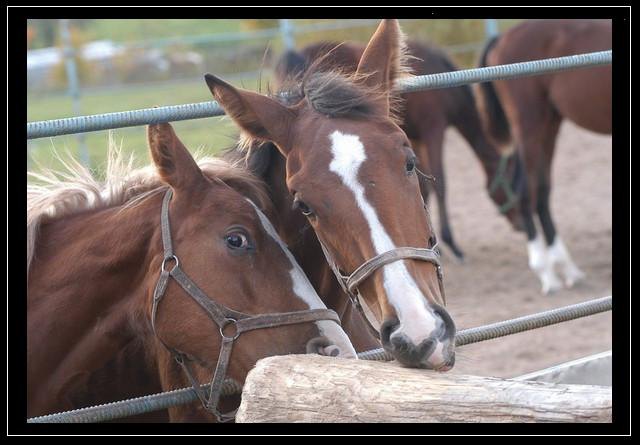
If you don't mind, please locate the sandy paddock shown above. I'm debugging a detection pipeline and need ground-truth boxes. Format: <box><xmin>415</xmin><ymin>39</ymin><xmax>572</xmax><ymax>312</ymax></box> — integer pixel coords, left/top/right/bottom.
<box><xmin>429</xmin><ymin>120</ymin><xmax>612</xmax><ymax>378</ymax></box>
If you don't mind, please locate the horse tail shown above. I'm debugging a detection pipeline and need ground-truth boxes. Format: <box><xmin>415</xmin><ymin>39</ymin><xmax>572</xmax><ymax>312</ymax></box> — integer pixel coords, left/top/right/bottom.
<box><xmin>274</xmin><ymin>49</ymin><xmax>308</xmax><ymax>84</ymax></box>
<box><xmin>477</xmin><ymin>35</ymin><xmax>512</xmax><ymax>146</ymax></box>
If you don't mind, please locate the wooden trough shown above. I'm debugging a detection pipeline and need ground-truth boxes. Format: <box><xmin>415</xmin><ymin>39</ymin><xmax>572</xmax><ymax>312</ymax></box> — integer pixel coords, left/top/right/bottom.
<box><xmin>235</xmin><ymin>354</ymin><xmax>612</xmax><ymax>423</ymax></box>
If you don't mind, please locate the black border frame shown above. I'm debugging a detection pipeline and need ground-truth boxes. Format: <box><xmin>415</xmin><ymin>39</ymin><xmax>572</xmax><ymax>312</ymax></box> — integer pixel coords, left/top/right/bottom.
<box><xmin>11</xmin><ymin>5</ymin><xmax>630</xmax><ymax>436</ymax></box>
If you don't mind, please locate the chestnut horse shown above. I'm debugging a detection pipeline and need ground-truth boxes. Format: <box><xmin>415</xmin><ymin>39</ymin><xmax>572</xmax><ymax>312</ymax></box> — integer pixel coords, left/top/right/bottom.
<box><xmin>211</xmin><ymin>20</ymin><xmax>456</xmax><ymax>370</ymax></box>
<box><xmin>27</xmin><ymin>123</ymin><xmax>355</xmax><ymax>422</ymax></box>
<box><xmin>274</xmin><ymin>39</ymin><xmax>524</xmax><ymax>261</ymax></box>
<box><xmin>477</xmin><ymin>19</ymin><xmax>611</xmax><ymax>294</ymax></box>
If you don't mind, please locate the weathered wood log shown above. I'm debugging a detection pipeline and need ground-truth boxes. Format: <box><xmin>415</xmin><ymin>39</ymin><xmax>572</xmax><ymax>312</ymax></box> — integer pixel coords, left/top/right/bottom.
<box><xmin>236</xmin><ymin>355</ymin><xmax>612</xmax><ymax>423</ymax></box>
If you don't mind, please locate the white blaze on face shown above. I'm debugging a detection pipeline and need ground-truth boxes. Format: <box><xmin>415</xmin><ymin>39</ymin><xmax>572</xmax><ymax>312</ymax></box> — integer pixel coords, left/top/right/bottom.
<box><xmin>328</xmin><ymin>131</ymin><xmax>440</xmax><ymax>346</ymax></box>
<box><xmin>246</xmin><ymin>199</ymin><xmax>357</xmax><ymax>358</ymax></box>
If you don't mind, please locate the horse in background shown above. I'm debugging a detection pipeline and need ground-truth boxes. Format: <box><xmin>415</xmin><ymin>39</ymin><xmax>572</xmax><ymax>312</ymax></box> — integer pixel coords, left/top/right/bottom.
<box><xmin>27</xmin><ymin>123</ymin><xmax>354</xmax><ymax>422</ymax></box>
<box><xmin>212</xmin><ymin>20</ymin><xmax>457</xmax><ymax>371</ymax></box>
<box><xmin>274</xmin><ymin>38</ymin><xmax>524</xmax><ymax>261</ymax></box>
<box><xmin>477</xmin><ymin>19</ymin><xmax>611</xmax><ymax>294</ymax></box>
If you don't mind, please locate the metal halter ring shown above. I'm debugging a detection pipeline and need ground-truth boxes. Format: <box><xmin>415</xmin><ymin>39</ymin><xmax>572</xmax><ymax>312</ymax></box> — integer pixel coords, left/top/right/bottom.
<box><xmin>161</xmin><ymin>255</ymin><xmax>179</xmax><ymax>273</ymax></box>
<box><xmin>220</xmin><ymin>318</ymin><xmax>240</xmax><ymax>341</ymax></box>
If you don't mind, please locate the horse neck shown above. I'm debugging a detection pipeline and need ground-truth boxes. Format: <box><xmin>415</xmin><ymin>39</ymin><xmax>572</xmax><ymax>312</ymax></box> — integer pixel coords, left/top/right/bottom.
<box><xmin>27</xmin><ymin>195</ymin><xmax>163</xmax><ymax>415</ymax></box>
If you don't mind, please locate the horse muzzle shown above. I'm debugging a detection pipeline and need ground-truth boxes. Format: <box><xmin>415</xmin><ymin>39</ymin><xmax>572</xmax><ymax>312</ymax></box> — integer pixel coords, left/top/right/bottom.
<box><xmin>380</xmin><ymin>307</ymin><xmax>456</xmax><ymax>370</ymax></box>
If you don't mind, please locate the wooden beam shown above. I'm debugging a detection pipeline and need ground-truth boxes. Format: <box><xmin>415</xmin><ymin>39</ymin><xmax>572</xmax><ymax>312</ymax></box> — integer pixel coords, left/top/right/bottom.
<box><xmin>236</xmin><ymin>355</ymin><xmax>612</xmax><ymax>423</ymax></box>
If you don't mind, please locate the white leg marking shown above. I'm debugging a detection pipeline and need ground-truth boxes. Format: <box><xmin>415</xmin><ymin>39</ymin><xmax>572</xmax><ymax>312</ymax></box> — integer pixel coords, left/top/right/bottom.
<box><xmin>329</xmin><ymin>131</ymin><xmax>439</xmax><ymax>346</ymax></box>
<box><xmin>527</xmin><ymin>233</ymin><xmax>562</xmax><ymax>295</ymax></box>
<box><xmin>248</xmin><ymin>199</ymin><xmax>357</xmax><ymax>358</ymax></box>
<box><xmin>548</xmin><ymin>237</ymin><xmax>585</xmax><ymax>288</ymax></box>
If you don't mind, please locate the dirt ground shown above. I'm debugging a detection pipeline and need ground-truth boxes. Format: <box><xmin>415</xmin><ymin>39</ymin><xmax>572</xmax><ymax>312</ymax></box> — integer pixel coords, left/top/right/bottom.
<box><xmin>430</xmin><ymin>121</ymin><xmax>612</xmax><ymax>378</ymax></box>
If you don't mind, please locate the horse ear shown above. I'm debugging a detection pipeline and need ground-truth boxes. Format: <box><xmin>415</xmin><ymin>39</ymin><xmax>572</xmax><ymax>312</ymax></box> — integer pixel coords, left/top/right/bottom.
<box><xmin>147</xmin><ymin>122</ymin><xmax>204</xmax><ymax>191</ymax></box>
<box><xmin>204</xmin><ymin>73</ymin><xmax>296</xmax><ymax>155</ymax></box>
<box><xmin>356</xmin><ymin>19</ymin><xmax>408</xmax><ymax>105</ymax></box>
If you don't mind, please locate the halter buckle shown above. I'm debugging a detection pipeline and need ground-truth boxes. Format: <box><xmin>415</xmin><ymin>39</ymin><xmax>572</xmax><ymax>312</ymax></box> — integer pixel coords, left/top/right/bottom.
<box><xmin>161</xmin><ymin>255</ymin><xmax>179</xmax><ymax>273</ymax></box>
<box><xmin>220</xmin><ymin>318</ymin><xmax>240</xmax><ymax>341</ymax></box>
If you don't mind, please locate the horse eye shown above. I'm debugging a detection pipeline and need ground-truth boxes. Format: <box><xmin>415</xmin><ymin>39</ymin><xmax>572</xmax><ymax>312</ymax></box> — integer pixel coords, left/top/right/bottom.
<box><xmin>225</xmin><ymin>232</ymin><xmax>249</xmax><ymax>250</ymax></box>
<box><xmin>406</xmin><ymin>156</ymin><xmax>416</xmax><ymax>174</ymax></box>
<box><xmin>294</xmin><ymin>197</ymin><xmax>314</xmax><ymax>217</ymax></box>
<box><xmin>299</xmin><ymin>202</ymin><xmax>313</xmax><ymax>216</ymax></box>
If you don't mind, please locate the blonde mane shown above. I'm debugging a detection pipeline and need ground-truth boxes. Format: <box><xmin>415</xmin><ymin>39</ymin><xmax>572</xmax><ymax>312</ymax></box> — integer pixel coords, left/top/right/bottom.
<box><xmin>27</xmin><ymin>134</ymin><xmax>270</xmax><ymax>274</ymax></box>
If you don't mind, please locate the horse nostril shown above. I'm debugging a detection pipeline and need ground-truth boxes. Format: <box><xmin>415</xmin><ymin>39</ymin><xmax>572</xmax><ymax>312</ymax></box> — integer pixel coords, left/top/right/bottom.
<box><xmin>418</xmin><ymin>337</ymin><xmax>437</xmax><ymax>359</ymax></box>
<box><xmin>380</xmin><ymin>318</ymin><xmax>399</xmax><ymax>345</ymax></box>
<box><xmin>432</xmin><ymin>305</ymin><xmax>456</xmax><ymax>341</ymax></box>
<box><xmin>434</xmin><ymin>316</ymin><xmax>445</xmax><ymax>338</ymax></box>
<box><xmin>321</xmin><ymin>345</ymin><xmax>341</xmax><ymax>357</ymax></box>
<box><xmin>306</xmin><ymin>336</ymin><xmax>340</xmax><ymax>357</ymax></box>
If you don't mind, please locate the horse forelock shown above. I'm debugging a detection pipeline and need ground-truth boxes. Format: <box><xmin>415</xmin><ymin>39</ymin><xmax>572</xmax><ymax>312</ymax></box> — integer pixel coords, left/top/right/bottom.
<box><xmin>276</xmin><ymin>40</ymin><xmax>413</xmax><ymax>126</ymax></box>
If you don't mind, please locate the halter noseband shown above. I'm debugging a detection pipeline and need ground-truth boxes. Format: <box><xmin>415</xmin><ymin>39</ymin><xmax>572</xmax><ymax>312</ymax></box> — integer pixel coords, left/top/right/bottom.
<box><xmin>316</xmin><ymin>212</ymin><xmax>446</xmax><ymax>341</ymax></box>
<box><xmin>489</xmin><ymin>153</ymin><xmax>519</xmax><ymax>214</ymax></box>
<box><xmin>151</xmin><ymin>189</ymin><xmax>341</xmax><ymax>422</ymax></box>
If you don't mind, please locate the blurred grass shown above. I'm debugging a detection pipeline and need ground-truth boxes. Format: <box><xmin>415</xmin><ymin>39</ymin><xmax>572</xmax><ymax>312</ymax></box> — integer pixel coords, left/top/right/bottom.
<box><xmin>27</xmin><ymin>76</ymin><xmax>268</xmax><ymax>180</ymax></box>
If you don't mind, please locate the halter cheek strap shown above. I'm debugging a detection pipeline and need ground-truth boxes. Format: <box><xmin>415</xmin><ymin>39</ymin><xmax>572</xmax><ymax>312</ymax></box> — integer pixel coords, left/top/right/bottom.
<box><xmin>151</xmin><ymin>189</ymin><xmax>341</xmax><ymax>422</ymax></box>
<box><xmin>318</xmin><ymin>236</ymin><xmax>445</xmax><ymax>341</ymax></box>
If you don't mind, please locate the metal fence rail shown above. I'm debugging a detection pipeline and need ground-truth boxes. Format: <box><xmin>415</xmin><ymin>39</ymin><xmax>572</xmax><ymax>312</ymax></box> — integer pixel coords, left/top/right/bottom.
<box><xmin>26</xmin><ymin>50</ymin><xmax>612</xmax><ymax>140</ymax></box>
<box><xmin>27</xmin><ymin>296</ymin><xmax>612</xmax><ymax>423</ymax></box>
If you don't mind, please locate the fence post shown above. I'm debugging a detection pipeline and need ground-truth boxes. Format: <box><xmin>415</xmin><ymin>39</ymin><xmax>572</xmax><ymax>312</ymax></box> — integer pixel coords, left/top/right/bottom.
<box><xmin>484</xmin><ymin>18</ymin><xmax>499</xmax><ymax>40</ymax></box>
<box><xmin>279</xmin><ymin>19</ymin><xmax>295</xmax><ymax>51</ymax></box>
<box><xmin>59</xmin><ymin>19</ymin><xmax>89</xmax><ymax>166</ymax></box>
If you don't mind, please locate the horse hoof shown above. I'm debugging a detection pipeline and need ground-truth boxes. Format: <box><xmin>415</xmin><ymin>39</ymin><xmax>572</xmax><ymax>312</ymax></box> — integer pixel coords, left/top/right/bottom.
<box><xmin>541</xmin><ymin>276</ymin><xmax>563</xmax><ymax>295</ymax></box>
<box><xmin>542</xmin><ymin>284</ymin><xmax>561</xmax><ymax>295</ymax></box>
<box><xmin>444</xmin><ymin>244</ymin><xmax>465</xmax><ymax>264</ymax></box>
<box><xmin>565</xmin><ymin>269</ymin><xmax>586</xmax><ymax>288</ymax></box>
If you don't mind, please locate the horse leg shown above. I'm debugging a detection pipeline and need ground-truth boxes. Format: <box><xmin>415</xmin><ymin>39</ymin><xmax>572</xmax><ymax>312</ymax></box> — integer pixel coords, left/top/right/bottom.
<box><xmin>536</xmin><ymin>119</ymin><xmax>585</xmax><ymax>288</ymax></box>
<box><xmin>417</xmin><ymin>124</ymin><xmax>465</xmax><ymax>261</ymax></box>
<box><xmin>517</xmin><ymin>138</ymin><xmax>563</xmax><ymax>295</ymax></box>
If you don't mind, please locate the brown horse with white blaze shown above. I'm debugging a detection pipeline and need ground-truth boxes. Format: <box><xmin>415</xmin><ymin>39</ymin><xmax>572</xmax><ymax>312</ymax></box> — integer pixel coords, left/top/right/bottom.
<box><xmin>274</xmin><ymin>39</ymin><xmax>524</xmax><ymax>261</ymax></box>
<box><xmin>210</xmin><ymin>20</ymin><xmax>456</xmax><ymax>370</ymax></box>
<box><xmin>477</xmin><ymin>19</ymin><xmax>611</xmax><ymax>294</ymax></box>
<box><xmin>27</xmin><ymin>123</ymin><xmax>355</xmax><ymax>422</ymax></box>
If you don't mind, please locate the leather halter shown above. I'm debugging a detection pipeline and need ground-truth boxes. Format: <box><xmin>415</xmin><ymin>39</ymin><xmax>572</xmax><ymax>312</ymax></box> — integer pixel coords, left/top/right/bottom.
<box><xmin>316</xmin><ymin>205</ymin><xmax>446</xmax><ymax>341</ymax></box>
<box><xmin>151</xmin><ymin>189</ymin><xmax>341</xmax><ymax>422</ymax></box>
<box><xmin>489</xmin><ymin>153</ymin><xmax>519</xmax><ymax>214</ymax></box>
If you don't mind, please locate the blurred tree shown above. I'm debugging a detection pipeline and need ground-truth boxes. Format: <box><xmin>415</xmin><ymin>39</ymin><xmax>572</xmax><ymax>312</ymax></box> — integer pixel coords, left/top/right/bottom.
<box><xmin>28</xmin><ymin>19</ymin><xmax>94</xmax><ymax>49</ymax></box>
<box><xmin>50</xmin><ymin>22</ymin><xmax>96</xmax><ymax>90</ymax></box>
<box><xmin>28</xmin><ymin>19</ymin><xmax>57</xmax><ymax>49</ymax></box>
<box><xmin>241</xmin><ymin>19</ymin><xmax>279</xmax><ymax>31</ymax></box>
<box><xmin>27</xmin><ymin>25</ymin><xmax>35</xmax><ymax>48</ymax></box>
